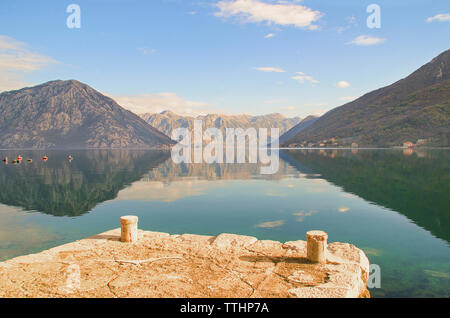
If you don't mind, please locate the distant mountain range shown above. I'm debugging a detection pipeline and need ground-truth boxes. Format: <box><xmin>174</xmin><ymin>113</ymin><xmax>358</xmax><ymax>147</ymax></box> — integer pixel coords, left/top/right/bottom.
<box><xmin>1</xmin><ymin>50</ymin><xmax>448</xmax><ymax>150</ymax></box>
<box><xmin>279</xmin><ymin>116</ymin><xmax>318</xmax><ymax>145</ymax></box>
<box><xmin>140</xmin><ymin>110</ymin><xmax>301</xmax><ymax>139</ymax></box>
<box><xmin>281</xmin><ymin>49</ymin><xmax>450</xmax><ymax>147</ymax></box>
<box><xmin>0</xmin><ymin>80</ymin><xmax>174</xmax><ymax>149</ymax></box>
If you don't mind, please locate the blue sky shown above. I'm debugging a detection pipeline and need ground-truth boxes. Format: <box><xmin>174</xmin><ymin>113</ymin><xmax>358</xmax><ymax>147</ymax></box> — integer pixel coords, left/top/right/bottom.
<box><xmin>0</xmin><ymin>0</ymin><xmax>449</xmax><ymax>117</ymax></box>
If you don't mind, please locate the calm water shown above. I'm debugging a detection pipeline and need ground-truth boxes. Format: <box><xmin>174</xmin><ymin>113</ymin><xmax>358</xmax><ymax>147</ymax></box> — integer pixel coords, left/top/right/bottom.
<box><xmin>0</xmin><ymin>149</ymin><xmax>449</xmax><ymax>298</ymax></box>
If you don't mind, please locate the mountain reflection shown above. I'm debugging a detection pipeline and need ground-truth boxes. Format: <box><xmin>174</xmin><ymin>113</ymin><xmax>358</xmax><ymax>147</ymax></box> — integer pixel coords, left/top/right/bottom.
<box><xmin>1</xmin><ymin>149</ymin><xmax>449</xmax><ymax>246</ymax></box>
<box><xmin>281</xmin><ymin>149</ymin><xmax>450</xmax><ymax>243</ymax></box>
<box><xmin>143</xmin><ymin>159</ymin><xmax>297</xmax><ymax>182</ymax></box>
<box><xmin>0</xmin><ymin>150</ymin><xmax>170</xmax><ymax>216</ymax></box>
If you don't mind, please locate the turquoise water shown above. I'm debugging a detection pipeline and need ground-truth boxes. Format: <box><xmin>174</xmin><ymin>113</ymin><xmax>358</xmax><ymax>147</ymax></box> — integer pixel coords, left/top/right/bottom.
<box><xmin>0</xmin><ymin>149</ymin><xmax>448</xmax><ymax>297</ymax></box>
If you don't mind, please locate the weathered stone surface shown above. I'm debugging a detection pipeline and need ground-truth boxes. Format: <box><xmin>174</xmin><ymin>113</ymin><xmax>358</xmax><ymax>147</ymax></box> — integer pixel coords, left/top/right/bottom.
<box><xmin>211</xmin><ymin>233</ymin><xmax>258</xmax><ymax>249</ymax></box>
<box><xmin>0</xmin><ymin>229</ymin><xmax>370</xmax><ymax>298</ymax></box>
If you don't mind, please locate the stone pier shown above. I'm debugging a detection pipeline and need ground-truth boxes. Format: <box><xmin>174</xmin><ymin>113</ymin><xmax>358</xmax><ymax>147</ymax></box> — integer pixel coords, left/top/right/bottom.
<box><xmin>0</xmin><ymin>226</ymin><xmax>370</xmax><ymax>298</ymax></box>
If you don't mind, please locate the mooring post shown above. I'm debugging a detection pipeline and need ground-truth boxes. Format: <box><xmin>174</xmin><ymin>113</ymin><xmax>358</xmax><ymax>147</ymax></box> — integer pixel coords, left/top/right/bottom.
<box><xmin>306</xmin><ymin>230</ymin><xmax>328</xmax><ymax>263</ymax></box>
<box><xmin>120</xmin><ymin>216</ymin><xmax>139</xmax><ymax>243</ymax></box>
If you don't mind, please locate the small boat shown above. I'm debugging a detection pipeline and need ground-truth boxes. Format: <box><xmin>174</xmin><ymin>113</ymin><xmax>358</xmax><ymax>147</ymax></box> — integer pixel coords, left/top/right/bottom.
<box><xmin>17</xmin><ymin>155</ymin><xmax>23</xmax><ymax>161</ymax></box>
<box><xmin>27</xmin><ymin>158</ymin><xmax>33</xmax><ymax>163</ymax></box>
<box><xmin>42</xmin><ymin>155</ymin><xmax>48</xmax><ymax>161</ymax></box>
<box><xmin>2</xmin><ymin>157</ymin><xmax>7</xmax><ymax>164</ymax></box>
<box><xmin>12</xmin><ymin>160</ymin><xmax>17</xmax><ymax>164</ymax></box>
<box><xmin>68</xmin><ymin>155</ymin><xmax>73</xmax><ymax>161</ymax></box>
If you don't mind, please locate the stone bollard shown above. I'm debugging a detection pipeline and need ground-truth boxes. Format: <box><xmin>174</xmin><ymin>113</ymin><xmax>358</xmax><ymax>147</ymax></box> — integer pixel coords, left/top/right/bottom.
<box><xmin>306</xmin><ymin>230</ymin><xmax>328</xmax><ymax>263</ymax></box>
<box><xmin>120</xmin><ymin>216</ymin><xmax>139</xmax><ymax>243</ymax></box>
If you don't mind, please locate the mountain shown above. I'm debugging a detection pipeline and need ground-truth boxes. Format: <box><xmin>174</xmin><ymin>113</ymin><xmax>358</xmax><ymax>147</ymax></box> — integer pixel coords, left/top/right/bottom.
<box><xmin>279</xmin><ymin>116</ymin><xmax>319</xmax><ymax>145</ymax></box>
<box><xmin>140</xmin><ymin>111</ymin><xmax>302</xmax><ymax>138</ymax></box>
<box><xmin>281</xmin><ymin>50</ymin><xmax>450</xmax><ymax>147</ymax></box>
<box><xmin>0</xmin><ymin>80</ymin><xmax>175</xmax><ymax>149</ymax></box>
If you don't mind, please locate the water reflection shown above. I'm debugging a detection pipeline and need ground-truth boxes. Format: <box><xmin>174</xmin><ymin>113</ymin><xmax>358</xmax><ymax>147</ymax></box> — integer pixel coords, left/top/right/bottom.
<box><xmin>143</xmin><ymin>159</ymin><xmax>297</xmax><ymax>182</ymax></box>
<box><xmin>281</xmin><ymin>149</ymin><xmax>450</xmax><ymax>244</ymax></box>
<box><xmin>0</xmin><ymin>149</ymin><xmax>448</xmax><ymax>244</ymax></box>
<box><xmin>0</xmin><ymin>150</ymin><xmax>169</xmax><ymax>216</ymax></box>
<box><xmin>0</xmin><ymin>149</ymin><xmax>448</xmax><ymax>297</ymax></box>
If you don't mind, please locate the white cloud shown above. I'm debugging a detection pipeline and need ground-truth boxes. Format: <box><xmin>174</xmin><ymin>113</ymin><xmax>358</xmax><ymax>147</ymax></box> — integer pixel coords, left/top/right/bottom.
<box><xmin>0</xmin><ymin>73</ymin><xmax>30</xmax><ymax>93</ymax></box>
<box><xmin>0</xmin><ymin>35</ymin><xmax>55</xmax><ymax>72</ymax></box>
<box><xmin>282</xmin><ymin>105</ymin><xmax>296</xmax><ymax>111</ymax></box>
<box><xmin>337</xmin><ymin>15</ymin><xmax>357</xmax><ymax>34</ymax></box>
<box><xmin>254</xmin><ymin>66</ymin><xmax>285</xmax><ymax>72</ymax></box>
<box><xmin>426</xmin><ymin>13</ymin><xmax>450</xmax><ymax>23</ymax></box>
<box><xmin>215</xmin><ymin>0</ymin><xmax>322</xmax><ymax>30</ymax></box>
<box><xmin>264</xmin><ymin>33</ymin><xmax>275</xmax><ymax>38</ymax></box>
<box><xmin>335</xmin><ymin>81</ymin><xmax>350</xmax><ymax>88</ymax></box>
<box><xmin>291</xmin><ymin>71</ymin><xmax>319</xmax><ymax>84</ymax></box>
<box><xmin>0</xmin><ymin>35</ymin><xmax>56</xmax><ymax>92</ymax></box>
<box><xmin>347</xmin><ymin>35</ymin><xmax>386</xmax><ymax>46</ymax></box>
<box><xmin>106</xmin><ymin>92</ymin><xmax>210</xmax><ymax>116</ymax></box>
<box><xmin>339</xmin><ymin>96</ymin><xmax>357</xmax><ymax>102</ymax></box>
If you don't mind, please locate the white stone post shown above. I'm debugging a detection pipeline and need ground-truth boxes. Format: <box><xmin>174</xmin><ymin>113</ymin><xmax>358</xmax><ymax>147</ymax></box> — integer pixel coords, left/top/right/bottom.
<box><xmin>120</xmin><ymin>216</ymin><xmax>138</xmax><ymax>243</ymax></box>
<box><xmin>306</xmin><ymin>230</ymin><xmax>328</xmax><ymax>263</ymax></box>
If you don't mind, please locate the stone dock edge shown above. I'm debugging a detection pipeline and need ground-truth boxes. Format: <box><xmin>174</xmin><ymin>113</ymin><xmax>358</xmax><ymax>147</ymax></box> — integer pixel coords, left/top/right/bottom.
<box><xmin>0</xmin><ymin>228</ymin><xmax>370</xmax><ymax>298</ymax></box>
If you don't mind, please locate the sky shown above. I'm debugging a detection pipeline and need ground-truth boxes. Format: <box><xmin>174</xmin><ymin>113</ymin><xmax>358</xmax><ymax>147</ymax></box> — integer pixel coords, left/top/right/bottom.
<box><xmin>0</xmin><ymin>0</ymin><xmax>449</xmax><ymax>118</ymax></box>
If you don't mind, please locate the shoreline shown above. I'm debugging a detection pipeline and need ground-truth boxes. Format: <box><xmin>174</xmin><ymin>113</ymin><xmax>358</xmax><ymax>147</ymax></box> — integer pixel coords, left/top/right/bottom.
<box><xmin>1</xmin><ymin>146</ymin><xmax>448</xmax><ymax>151</ymax></box>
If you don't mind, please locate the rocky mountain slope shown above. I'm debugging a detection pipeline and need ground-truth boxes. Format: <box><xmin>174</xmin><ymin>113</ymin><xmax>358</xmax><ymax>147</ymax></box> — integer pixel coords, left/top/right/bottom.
<box><xmin>0</xmin><ymin>80</ymin><xmax>174</xmax><ymax>149</ymax></box>
<box><xmin>140</xmin><ymin>111</ymin><xmax>301</xmax><ymax>138</ymax></box>
<box><xmin>281</xmin><ymin>49</ymin><xmax>450</xmax><ymax>147</ymax></box>
<box><xmin>279</xmin><ymin>116</ymin><xmax>318</xmax><ymax>145</ymax></box>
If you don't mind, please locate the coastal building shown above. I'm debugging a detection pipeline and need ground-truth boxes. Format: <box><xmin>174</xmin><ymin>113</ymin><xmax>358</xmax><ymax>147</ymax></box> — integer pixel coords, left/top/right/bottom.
<box><xmin>416</xmin><ymin>139</ymin><xmax>426</xmax><ymax>145</ymax></box>
<box><xmin>403</xmin><ymin>141</ymin><xmax>414</xmax><ymax>148</ymax></box>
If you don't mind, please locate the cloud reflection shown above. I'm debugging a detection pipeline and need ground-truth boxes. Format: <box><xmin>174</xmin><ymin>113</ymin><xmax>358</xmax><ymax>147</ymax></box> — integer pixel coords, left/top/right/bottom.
<box><xmin>255</xmin><ymin>220</ymin><xmax>285</xmax><ymax>228</ymax></box>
